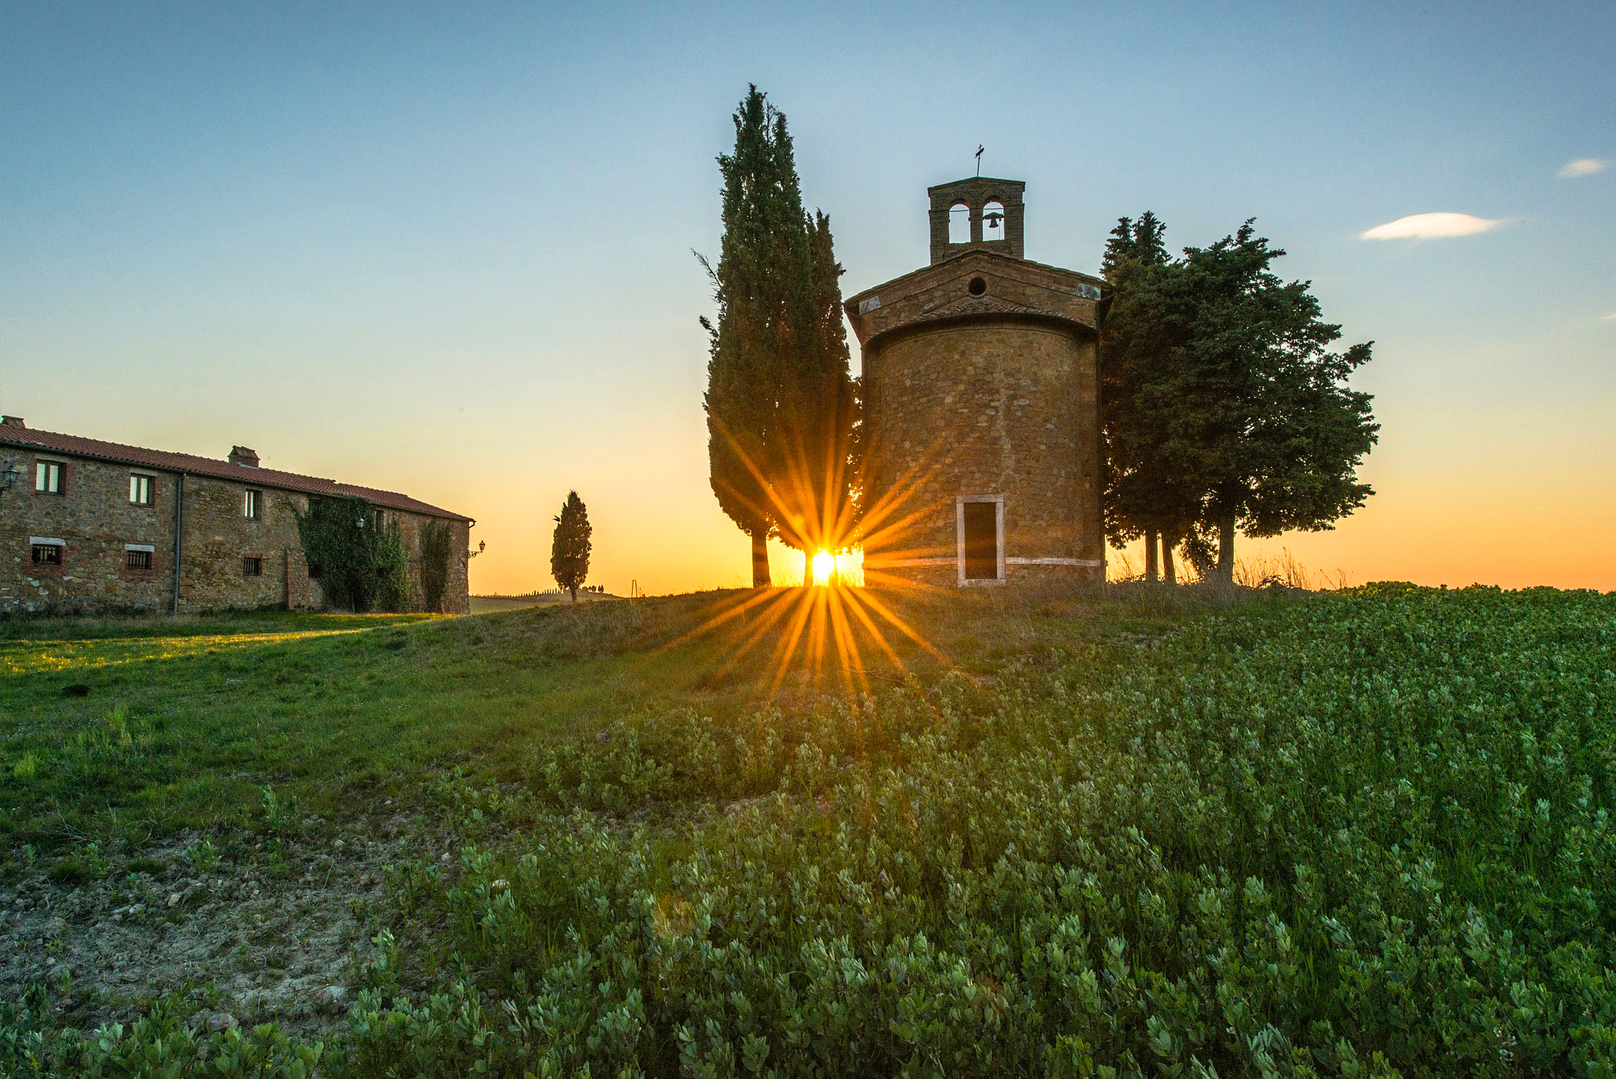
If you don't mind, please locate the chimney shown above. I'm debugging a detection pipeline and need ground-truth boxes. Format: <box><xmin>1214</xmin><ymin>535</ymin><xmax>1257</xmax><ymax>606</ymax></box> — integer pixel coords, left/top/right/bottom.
<box><xmin>229</xmin><ymin>445</ymin><xmax>260</xmax><ymax>468</ymax></box>
<box><xmin>0</xmin><ymin>416</ymin><xmax>24</xmax><ymax>429</ymax></box>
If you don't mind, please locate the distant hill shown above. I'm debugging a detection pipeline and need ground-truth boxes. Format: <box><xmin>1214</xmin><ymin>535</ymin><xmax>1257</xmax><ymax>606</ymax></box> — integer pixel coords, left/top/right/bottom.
<box><xmin>470</xmin><ymin>591</ymin><xmax>619</xmax><ymax>614</ymax></box>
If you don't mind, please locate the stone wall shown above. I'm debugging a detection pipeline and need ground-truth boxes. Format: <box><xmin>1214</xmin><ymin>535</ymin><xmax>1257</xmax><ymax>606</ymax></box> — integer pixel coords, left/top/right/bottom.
<box><xmin>0</xmin><ymin>453</ymin><xmax>470</xmax><ymax>615</ymax></box>
<box><xmin>861</xmin><ymin>318</ymin><xmax>1103</xmax><ymax>586</ymax></box>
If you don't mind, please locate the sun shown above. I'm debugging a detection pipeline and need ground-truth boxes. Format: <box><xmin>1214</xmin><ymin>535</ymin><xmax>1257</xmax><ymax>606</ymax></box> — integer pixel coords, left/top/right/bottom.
<box><xmin>811</xmin><ymin>549</ymin><xmax>836</xmax><ymax>586</ymax></box>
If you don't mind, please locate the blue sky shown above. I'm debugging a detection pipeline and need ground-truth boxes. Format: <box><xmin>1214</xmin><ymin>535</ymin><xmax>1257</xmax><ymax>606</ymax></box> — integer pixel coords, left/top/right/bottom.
<box><xmin>4</xmin><ymin>1</ymin><xmax>1613</xmax><ymax>591</ymax></box>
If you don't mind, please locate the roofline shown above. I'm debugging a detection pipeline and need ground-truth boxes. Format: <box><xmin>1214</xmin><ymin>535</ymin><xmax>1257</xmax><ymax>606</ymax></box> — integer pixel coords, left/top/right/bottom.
<box><xmin>927</xmin><ymin>176</ymin><xmax>1025</xmax><ymax>192</ymax></box>
<box><xmin>0</xmin><ymin>428</ymin><xmax>473</xmax><ymax>523</ymax></box>
<box><xmin>843</xmin><ymin>248</ymin><xmax>1106</xmax><ymax>307</ymax></box>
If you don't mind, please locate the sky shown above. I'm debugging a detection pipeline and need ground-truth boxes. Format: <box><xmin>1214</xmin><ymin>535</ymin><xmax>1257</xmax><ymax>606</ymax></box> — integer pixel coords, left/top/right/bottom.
<box><xmin>3</xmin><ymin>1</ymin><xmax>1613</xmax><ymax>594</ymax></box>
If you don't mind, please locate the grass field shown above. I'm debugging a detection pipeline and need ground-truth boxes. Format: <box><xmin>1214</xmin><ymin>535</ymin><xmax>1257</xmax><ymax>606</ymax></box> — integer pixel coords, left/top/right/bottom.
<box><xmin>2</xmin><ymin>584</ymin><xmax>1613</xmax><ymax>1077</ymax></box>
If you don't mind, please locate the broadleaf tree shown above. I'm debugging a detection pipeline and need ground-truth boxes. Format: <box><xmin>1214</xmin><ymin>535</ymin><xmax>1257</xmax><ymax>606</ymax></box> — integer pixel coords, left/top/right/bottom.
<box><xmin>1177</xmin><ymin>222</ymin><xmax>1378</xmax><ymax>582</ymax></box>
<box><xmin>550</xmin><ymin>491</ymin><xmax>592</xmax><ymax>602</ymax></box>
<box><xmin>1100</xmin><ymin>216</ymin><xmax>1379</xmax><ymax>584</ymax></box>
<box><xmin>701</xmin><ymin>85</ymin><xmax>858</xmax><ymax>586</ymax></box>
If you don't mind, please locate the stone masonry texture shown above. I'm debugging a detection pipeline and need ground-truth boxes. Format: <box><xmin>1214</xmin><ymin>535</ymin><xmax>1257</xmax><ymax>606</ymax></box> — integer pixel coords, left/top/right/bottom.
<box><xmin>845</xmin><ymin>181</ymin><xmax>1105</xmax><ymax>587</ymax></box>
<box><xmin>0</xmin><ymin>431</ymin><xmax>470</xmax><ymax>615</ymax></box>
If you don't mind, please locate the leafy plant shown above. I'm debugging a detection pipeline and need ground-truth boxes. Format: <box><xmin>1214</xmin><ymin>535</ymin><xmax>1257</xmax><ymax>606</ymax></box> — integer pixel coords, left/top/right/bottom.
<box><xmin>418</xmin><ymin>519</ymin><xmax>454</xmax><ymax>614</ymax></box>
<box><xmin>295</xmin><ymin>495</ymin><xmax>410</xmax><ymax>613</ymax></box>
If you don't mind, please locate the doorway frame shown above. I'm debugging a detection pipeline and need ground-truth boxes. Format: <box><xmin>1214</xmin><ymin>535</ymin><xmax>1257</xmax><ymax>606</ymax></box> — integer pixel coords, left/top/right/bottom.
<box><xmin>955</xmin><ymin>494</ymin><xmax>1006</xmax><ymax>586</ymax></box>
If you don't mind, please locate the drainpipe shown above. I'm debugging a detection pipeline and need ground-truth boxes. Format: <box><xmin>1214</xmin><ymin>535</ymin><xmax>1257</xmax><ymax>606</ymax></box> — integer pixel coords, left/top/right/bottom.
<box><xmin>171</xmin><ymin>473</ymin><xmax>185</xmax><ymax>615</ymax></box>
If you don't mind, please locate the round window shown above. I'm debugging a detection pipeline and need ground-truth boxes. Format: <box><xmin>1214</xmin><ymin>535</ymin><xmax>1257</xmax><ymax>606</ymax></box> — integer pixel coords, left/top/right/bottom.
<box><xmin>967</xmin><ymin>277</ymin><xmax>987</xmax><ymax>296</ymax></box>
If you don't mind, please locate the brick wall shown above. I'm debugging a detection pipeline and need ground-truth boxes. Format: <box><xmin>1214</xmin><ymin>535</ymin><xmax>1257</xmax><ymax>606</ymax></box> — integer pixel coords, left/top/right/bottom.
<box><xmin>861</xmin><ymin>318</ymin><xmax>1103</xmax><ymax>586</ymax></box>
<box><xmin>0</xmin><ymin>453</ymin><xmax>470</xmax><ymax>615</ymax></box>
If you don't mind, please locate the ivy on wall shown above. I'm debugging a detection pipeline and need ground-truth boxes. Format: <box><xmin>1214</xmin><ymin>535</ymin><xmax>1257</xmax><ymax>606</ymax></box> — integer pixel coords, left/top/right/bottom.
<box><xmin>419</xmin><ymin>519</ymin><xmax>454</xmax><ymax>613</ymax></box>
<box><xmin>295</xmin><ymin>495</ymin><xmax>409</xmax><ymax>613</ymax></box>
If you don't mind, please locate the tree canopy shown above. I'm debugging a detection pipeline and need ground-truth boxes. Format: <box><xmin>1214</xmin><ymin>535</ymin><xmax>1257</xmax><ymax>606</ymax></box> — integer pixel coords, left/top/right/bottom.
<box><xmin>1102</xmin><ymin>216</ymin><xmax>1379</xmax><ymax>583</ymax></box>
<box><xmin>701</xmin><ymin>85</ymin><xmax>857</xmax><ymax>586</ymax></box>
<box><xmin>550</xmin><ymin>490</ymin><xmax>592</xmax><ymax>602</ymax></box>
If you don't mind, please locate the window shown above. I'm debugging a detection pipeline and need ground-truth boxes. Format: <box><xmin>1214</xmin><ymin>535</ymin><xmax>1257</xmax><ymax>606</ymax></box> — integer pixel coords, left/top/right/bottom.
<box><xmin>126</xmin><ymin>549</ymin><xmax>153</xmax><ymax>571</ymax></box>
<box><xmin>130</xmin><ymin>474</ymin><xmax>154</xmax><ymax>505</ymax></box>
<box><xmin>956</xmin><ymin>496</ymin><xmax>1004</xmax><ymax>584</ymax></box>
<box><xmin>982</xmin><ymin>200</ymin><xmax>1006</xmax><ymax>242</ymax></box>
<box><xmin>243</xmin><ymin>556</ymin><xmax>263</xmax><ymax>577</ymax></box>
<box><xmin>31</xmin><ymin>541</ymin><xmax>64</xmax><ymax>566</ymax></box>
<box><xmin>243</xmin><ymin>489</ymin><xmax>260</xmax><ymax>519</ymax></box>
<box><xmin>948</xmin><ymin>202</ymin><xmax>971</xmax><ymax>244</ymax></box>
<box><xmin>35</xmin><ymin>461</ymin><xmax>63</xmax><ymax>494</ymax></box>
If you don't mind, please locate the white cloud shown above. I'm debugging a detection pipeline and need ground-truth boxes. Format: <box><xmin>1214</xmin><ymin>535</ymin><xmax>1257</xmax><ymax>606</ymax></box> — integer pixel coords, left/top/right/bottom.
<box><xmin>1602</xmin><ymin>312</ymin><xmax>1616</xmax><ymax>322</ymax></box>
<box><xmin>1361</xmin><ymin>212</ymin><xmax>1506</xmax><ymax>241</ymax></box>
<box><xmin>1559</xmin><ymin>158</ymin><xmax>1608</xmax><ymax>178</ymax></box>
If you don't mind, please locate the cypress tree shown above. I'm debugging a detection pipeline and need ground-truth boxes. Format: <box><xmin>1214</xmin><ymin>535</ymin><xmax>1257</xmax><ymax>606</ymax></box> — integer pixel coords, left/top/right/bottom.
<box><xmin>1101</xmin><ymin>212</ymin><xmax>1198</xmax><ymax>582</ymax></box>
<box><xmin>701</xmin><ymin>86</ymin><xmax>857</xmax><ymax>586</ymax></box>
<box><xmin>777</xmin><ymin>210</ymin><xmax>859</xmax><ymax>579</ymax></box>
<box><xmin>550</xmin><ymin>491</ymin><xmax>592</xmax><ymax>602</ymax></box>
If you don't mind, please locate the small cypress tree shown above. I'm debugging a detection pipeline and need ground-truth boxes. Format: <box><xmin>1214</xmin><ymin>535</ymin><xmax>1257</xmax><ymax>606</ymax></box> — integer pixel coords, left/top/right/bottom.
<box><xmin>550</xmin><ymin>491</ymin><xmax>592</xmax><ymax>603</ymax></box>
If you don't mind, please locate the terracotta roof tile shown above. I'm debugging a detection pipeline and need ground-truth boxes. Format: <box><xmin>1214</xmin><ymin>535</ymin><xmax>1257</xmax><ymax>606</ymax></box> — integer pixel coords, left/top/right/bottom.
<box><xmin>0</xmin><ymin>425</ymin><xmax>471</xmax><ymax>521</ymax></box>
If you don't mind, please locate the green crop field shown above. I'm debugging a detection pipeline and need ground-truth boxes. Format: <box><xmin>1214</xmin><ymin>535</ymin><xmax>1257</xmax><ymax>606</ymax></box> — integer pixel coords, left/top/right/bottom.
<box><xmin>2</xmin><ymin>584</ymin><xmax>1613</xmax><ymax>1077</ymax></box>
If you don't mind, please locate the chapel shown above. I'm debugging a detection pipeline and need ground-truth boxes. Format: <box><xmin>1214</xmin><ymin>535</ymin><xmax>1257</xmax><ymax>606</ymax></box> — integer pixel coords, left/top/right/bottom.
<box><xmin>844</xmin><ymin>177</ymin><xmax>1107</xmax><ymax>585</ymax></box>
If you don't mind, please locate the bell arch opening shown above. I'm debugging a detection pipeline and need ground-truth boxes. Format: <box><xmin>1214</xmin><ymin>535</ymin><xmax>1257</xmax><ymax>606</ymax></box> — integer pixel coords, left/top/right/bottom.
<box><xmin>948</xmin><ymin>202</ymin><xmax>971</xmax><ymax>244</ymax></box>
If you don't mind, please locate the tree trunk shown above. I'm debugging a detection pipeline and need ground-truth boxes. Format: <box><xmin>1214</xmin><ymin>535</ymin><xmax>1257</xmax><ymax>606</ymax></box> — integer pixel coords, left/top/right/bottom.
<box><xmin>1144</xmin><ymin>529</ymin><xmax>1159</xmax><ymax>583</ymax></box>
<box><xmin>1162</xmin><ymin>532</ymin><xmax>1177</xmax><ymax>585</ymax></box>
<box><xmin>1216</xmin><ymin>513</ymin><xmax>1236</xmax><ymax>584</ymax></box>
<box><xmin>569</xmin><ymin>585</ymin><xmax>578</xmax><ymax>603</ymax></box>
<box><xmin>751</xmin><ymin>531</ymin><xmax>772</xmax><ymax>588</ymax></box>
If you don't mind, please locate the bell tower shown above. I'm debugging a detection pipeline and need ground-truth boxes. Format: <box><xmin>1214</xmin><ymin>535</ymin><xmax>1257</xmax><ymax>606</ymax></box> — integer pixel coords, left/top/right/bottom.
<box><xmin>927</xmin><ymin>177</ymin><xmax>1026</xmax><ymax>263</ymax></box>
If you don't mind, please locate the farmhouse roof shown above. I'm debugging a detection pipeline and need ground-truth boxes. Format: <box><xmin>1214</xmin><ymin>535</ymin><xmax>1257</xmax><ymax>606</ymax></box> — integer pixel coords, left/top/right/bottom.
<box><xmin>0</xmin><ymin>419</ymin><xmax>471</xmax><ymax>522</ymax></box>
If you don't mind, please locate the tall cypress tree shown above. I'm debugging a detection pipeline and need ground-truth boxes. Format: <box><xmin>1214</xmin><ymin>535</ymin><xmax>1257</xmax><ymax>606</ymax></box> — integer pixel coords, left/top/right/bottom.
<box><xmin>1101</xmin><ymin>212</ymin><xmax>1197</xmax><ymax>582</ymax></box>
<box><xmin>702</xmin><ymin>86</ymin><xmax>856</xmax><ymax>586</ymax></box>
<box><xmin>776</xmin><ymin>210</ymin><xmax>858</xmax><ymax>579</ymax></box>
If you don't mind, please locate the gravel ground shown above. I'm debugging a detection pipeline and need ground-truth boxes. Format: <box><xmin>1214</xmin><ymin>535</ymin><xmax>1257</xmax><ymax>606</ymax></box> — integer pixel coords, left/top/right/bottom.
<box><xmin>0</xmin><ymin>812</ymin><xmax>446</xmax><ymax>1037</ymax></box>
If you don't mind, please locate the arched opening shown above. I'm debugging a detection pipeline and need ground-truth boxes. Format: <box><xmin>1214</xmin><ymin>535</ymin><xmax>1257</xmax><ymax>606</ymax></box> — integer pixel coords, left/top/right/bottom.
<box><xmin>949</xmin><ymin>202</ymin><xmax>971</xmax><ymax>244</ymax></box>
<box><xmin>982</xmin><ymin>200</ymin><xmax>1006</xmax><ymax>242</ymax></box>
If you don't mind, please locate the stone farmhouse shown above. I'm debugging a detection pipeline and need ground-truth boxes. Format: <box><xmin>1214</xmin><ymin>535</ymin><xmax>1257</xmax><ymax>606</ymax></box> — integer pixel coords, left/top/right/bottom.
<box><xmin>846</xmin><ymin>176</ymin><xmax>1106</xmax><ymax>587</ymax></box>
<box><xmin>0</xmin><ymin>416</ymin><xmax>472</xmax><ymax>615</ymax></box>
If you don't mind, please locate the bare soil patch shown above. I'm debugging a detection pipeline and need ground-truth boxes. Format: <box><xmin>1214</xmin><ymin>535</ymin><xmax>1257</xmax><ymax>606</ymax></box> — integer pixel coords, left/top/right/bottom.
<box><xmin>0</xmin><ymin>811</ymin><xmax>448</xmax><ymax>1037</ymax></box>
